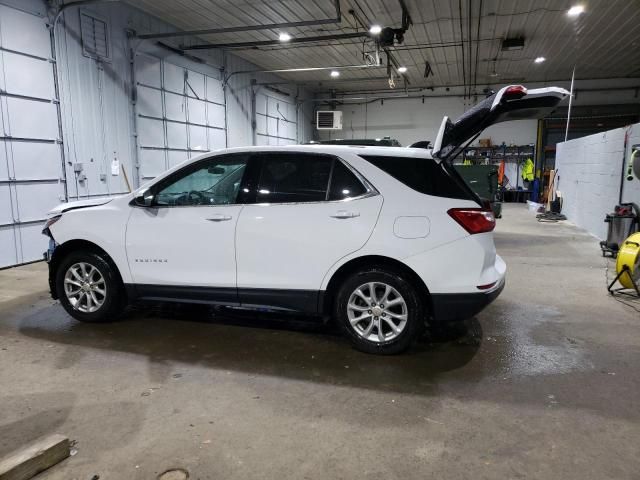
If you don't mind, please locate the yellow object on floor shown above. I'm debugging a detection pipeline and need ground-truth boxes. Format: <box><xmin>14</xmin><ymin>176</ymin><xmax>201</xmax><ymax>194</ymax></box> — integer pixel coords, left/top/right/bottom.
<box><xmin>616</xmin><ymin>232</ymin><xmax>640</xmax><ymax>289</ymax></box>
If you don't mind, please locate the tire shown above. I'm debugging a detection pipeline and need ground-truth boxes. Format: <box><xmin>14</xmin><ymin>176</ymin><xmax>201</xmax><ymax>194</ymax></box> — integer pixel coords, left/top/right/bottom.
<box><xmin>334</xmin><ymin>268</ymin><xmax>426</xmax><ymax>354</ymax></box>
<box><xmin>55</xmin><ymin>250</ymin><xmax>126</xmax><ymax>323</ymax></box>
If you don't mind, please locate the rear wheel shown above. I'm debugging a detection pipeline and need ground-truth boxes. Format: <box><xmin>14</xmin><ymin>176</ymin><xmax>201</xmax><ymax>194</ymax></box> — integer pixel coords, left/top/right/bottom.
<box><xmin>335</xmin><ymin>268</ymin><xmax>425</xmax><ymax>354</ymax></box>
<box><xmin>56</xmin><ymin>250</ymin><xmax>126</xmax><ymax>322</ymax></box>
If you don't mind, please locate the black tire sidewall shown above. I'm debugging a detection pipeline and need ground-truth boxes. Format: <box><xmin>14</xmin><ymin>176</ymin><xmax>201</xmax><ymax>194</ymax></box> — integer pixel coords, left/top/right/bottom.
<box><xmin>335</xmin><ymin>269</ymin><xmax>424</xmax><ymax>354</ymax></box>
<box><xmin>56</xmin><ymin>251</ymin><xmax>124</xmax><ymax>322</ymax></box>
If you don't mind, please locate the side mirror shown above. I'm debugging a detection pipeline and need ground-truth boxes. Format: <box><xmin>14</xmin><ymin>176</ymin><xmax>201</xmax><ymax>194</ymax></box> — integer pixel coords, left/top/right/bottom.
<box><xmin>133</xmin><ymin>189</ymin><xmax>155</xmax><ymax>207</ymax></box>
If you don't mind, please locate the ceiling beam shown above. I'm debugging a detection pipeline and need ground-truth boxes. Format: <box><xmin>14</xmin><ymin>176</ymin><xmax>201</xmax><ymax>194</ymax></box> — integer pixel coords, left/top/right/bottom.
<box><xmin>182</xmin><ymin>32</ymin><xmax>369</xmax><ymax>51</ymax></box>
<box><xmin>136</xmin><ymin>0</ymin><xmax>341</xmax><ymax>40</ymax></box>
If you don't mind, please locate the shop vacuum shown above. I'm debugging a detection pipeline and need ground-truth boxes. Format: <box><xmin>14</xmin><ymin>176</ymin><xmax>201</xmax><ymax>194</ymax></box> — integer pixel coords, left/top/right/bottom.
<box><xmin>600</xmin><ymin>203</ymin><xmax>640</xmax><ymax>257</ymax></box>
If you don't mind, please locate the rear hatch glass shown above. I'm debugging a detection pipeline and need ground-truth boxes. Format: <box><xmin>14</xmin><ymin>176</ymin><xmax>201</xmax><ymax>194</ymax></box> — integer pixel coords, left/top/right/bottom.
<box><xmin>359</xmin><ymin>155</ymin><xmax>481</xmax><ymax>204</ymax></box>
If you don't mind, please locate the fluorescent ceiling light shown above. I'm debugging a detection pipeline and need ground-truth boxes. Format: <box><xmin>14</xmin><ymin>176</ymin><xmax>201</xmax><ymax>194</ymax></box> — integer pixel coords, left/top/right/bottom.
<box><xmin>534</xmin><ymin>56</ymin><xmax>546</xmax><ymax>63</ymax></box>
<box><xmin>279</xmin><ymin>32</ymin><xmax>291</xmax><ymax>41</ymax></box>
<box><xmin>369</xmin><ymin>25</ymin><xmax>382</xmax><ymax>35</ymax></box>
<box><xmin>567</xmin><ymin>5</ymin><xmax>585</xmax><ymax>16</ymax></box>
<box><xmin>330</xmin><ymin>70</ymin><xmax>340</xmax><ymax>77</ymax></box>
<box><xmin>397</xmin><ymin>66</ymin><xmax>408</xmax><ymax>73</ymax></box>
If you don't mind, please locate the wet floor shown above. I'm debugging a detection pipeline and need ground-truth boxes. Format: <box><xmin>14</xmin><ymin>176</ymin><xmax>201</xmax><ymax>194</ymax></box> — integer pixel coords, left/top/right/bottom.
<box><xmin>0</xmin><ymin>204</ymin><xmax>639</xmax><ymax>479</ymax></box>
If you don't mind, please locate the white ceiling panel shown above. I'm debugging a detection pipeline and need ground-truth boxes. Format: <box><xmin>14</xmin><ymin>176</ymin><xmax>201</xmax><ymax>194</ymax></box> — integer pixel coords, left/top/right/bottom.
<box><xmin>123</xmin><ymin>0</ymin><xmax>640</xmax><ymax>93</ymax></box>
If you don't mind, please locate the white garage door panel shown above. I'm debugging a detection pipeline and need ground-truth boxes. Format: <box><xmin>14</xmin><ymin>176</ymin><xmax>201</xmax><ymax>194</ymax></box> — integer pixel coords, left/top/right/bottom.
<box><xmin>163</xmin><ymin>62</ymin><xmax>184</xmax><ymax>93</ymax></box>
<box><xmin>166</xmin><ymin>122</ymin><xmax>188</xmax><ymax>149</ymax></box>
<box><xmin>140</xmin><ymin>149</ymin><xmax>165</xmax><ymax>179</ymax></box>
<box><xmin>255</xmin><ymin>115</ymin><xmax>267</xmax><ymax>135</ymax></box>
<box><xmin>188</xmin><ymin>97</ymin><xmax>206</xmax><ymax>125</ymax></box>
<box><xmin>0</xmin><ymin>4</ymin><xmax>64</xmax><ymax>268</ymax></box>
<box><xmin>206</xmin><ymin>79</ymin><xmax>224</xmax><ymax>104</ymax></box>
<box><xmin>0</xmin><ymin>227</ymin><xmax>18</xmax><ymax>268</ymax></box>
<box><xmin>187</xmin><ymin>71</ymin><xmax>205</xmax><ymax>98</ymax></box>
<box><xmin>11</xmin><ymin>142</ymin><xmax>61</xmax><ymax>180</ymax></box>
<box><xmin>17</xmin><ymin>222</ymin><xmax>47</xmax><ymax>264</ymax></box>
<box><xmin>255</xmin><ymin>95</ymin><xmax>267</xmax><ymax>115</ymax></box>
<box><xmin>15</xmin><ymin>183</ymin><xmax>60</xmax><ymax>221</ymax></box>
<box><xmin>0</xmin><ymin>141</ymin><xmax>9</xmax><ymax>180</ymax></box>
<box><xmin>0</xmin><ymin>6</ymin><xmax>51</xmax><ymax>59</ymax></box>
<box><xmin>135</xmin><ymin>54</ymin><xmax>226</xmax><ymax>181</ymax></box>
<box><xmin>137</xmin><ymin>86</ymin><xmax>162</xmax><ymax>118</ymax></box>
<box><xmin>136</xmin><ymin>54</ymin><xmax>161</xmax><ymax>87</ymax></box>
<box><xmin>0</xmin><ymin>52</ymin><xmax>54</xmax><ymax>99</ymax></box>
<box><xmin>165</xmin><ymin>92</ymin><xmax>186</xmax><ymax>122</ymax></box>
<box><xmin>208</xmin><ymin>103</ymin><xmax>225</xmax><ymax>128</ymax></box>
<box><xmin>138</xmin><ymin>117</ymin><xmax>164</xmax><ymax>147</ymax></box>
<box><xmin>208</xmin><ymin>128</ymin><xmax>225</xmax><ymax>150</ymax></box>
<box><xmin>6</xmin><ymin>98</ymin><xmax>58</xmax><ymax>139</ymax></box>
<box><xmin>267</xmin><ymin>117</ymin><xmax>278</xmax><ymax>137</ymax></box>
<box><xmin>168</xmin><ymin>150</ymin><xmax>189</xmax><ymax>169</ymax></box>
<box><xmin>189</xmin><ymin>125</ymin><xmax>207</xmax><ymax>151</ymax></box>
<box><xmin>0</xmin><ymin>185</ymin><xmax>15</xmax><ymax>224</ymax></box>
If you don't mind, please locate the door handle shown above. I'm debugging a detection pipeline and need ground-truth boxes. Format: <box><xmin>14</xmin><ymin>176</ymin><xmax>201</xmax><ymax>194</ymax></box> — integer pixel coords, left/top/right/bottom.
<box><xmin>206</xmin><ymin>214</ymin><xmax>232</xmax><ymax>222</ymax></box>
<box><xmin>330</xmin><ymin>210</ymin><xmax>360</xmax><ymax>219</ymax></box>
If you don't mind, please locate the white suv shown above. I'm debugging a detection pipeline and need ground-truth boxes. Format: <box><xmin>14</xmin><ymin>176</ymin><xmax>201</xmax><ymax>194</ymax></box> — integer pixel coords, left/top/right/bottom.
<box><xmin>43</xmin><ymin>86</ymin><xmax>567</xmax><ymax>354</ymax></box>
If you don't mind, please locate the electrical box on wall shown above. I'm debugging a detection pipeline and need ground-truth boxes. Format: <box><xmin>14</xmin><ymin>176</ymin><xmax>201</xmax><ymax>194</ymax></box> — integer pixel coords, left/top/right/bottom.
<box><xmin>316</xmin><ymin>111</ymin><xmax>343</xmax><ymax>130</ymax></box>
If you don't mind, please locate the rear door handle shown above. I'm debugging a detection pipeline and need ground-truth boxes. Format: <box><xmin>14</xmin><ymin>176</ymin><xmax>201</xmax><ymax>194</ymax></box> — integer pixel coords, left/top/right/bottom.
<box><xmin>206</xmin><ymin>214</ymin><xmax>232</xmax><ymax>222</ymax></box>
<box><xmin>330</xmin><ymin>210</ymin><xmax>360</xmax><ymax>219</ymax></box>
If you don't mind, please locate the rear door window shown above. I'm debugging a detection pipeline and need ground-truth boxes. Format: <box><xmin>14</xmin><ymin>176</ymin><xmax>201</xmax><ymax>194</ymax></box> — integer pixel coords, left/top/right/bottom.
<box><xmin>328</xmin><ymin>161</ymin><xmax>367</xmax><ymax>200</ymax></box>
<box><xmin>256</xmin><ymin>153</ymin><xmax>332</xmax><ymax>203</ymax></box>
<box><xmin>360</xmin><ymin>155</ymin><xmax>479</xmax><ymax>202</ymax></box>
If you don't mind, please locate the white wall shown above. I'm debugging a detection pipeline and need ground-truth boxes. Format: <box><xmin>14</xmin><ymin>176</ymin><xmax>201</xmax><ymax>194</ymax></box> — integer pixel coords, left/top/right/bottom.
<box><xmin>556</xmin><ymin>123</ymin><xmax>640</xmax><ymax>239</ymax></box>
<box><xmin>322</xmin><ymin>95</ymin><xmax>537</xmax><ymax>147</ymax></box>
<box><xmin>316</xmin><ymin>78</ymin><xmax>640</xmax><ymax>148</ymax></box>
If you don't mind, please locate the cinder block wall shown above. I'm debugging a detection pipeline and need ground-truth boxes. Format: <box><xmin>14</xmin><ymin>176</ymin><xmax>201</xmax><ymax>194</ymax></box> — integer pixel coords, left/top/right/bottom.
<box><xmin>556</xmin><ymin>123</ymin><xmax>640</xmax><ymax>239</ymax></box>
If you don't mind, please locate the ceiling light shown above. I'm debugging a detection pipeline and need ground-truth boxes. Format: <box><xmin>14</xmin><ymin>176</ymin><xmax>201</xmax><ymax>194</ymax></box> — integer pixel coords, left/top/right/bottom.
<box><xmin>369</xmin><ymin>25</ymin><xmax>382</xmax><ymax>35</ymax></box>
<box><xmin>567</xmin><ymin>5</ymin><xmax>585</xmax><ymax>16</ymax></box>
<box><xmin>534</xmin><ymin>56</ymin><xmax>546</xmax><ymax>63</ymax></box>
<box><xmin>397</xmin><ymin>66</ymin><xmax>408</xmax><ymax>73</ymax></box>
<box><xmin>279</xmin><ymin>32</ymin><xmax>291</xmax><ymax>42</ymax></box>
<box><xmin>330</xmin><ymin>70</ymin><xmax>340</xmax><ymax>78</ymax></box>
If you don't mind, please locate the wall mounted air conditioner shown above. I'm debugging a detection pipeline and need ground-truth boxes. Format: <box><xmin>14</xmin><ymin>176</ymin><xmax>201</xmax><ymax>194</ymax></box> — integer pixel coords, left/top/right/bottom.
<box><xmin>316</xmin><ymin>111</ymin><xmax>343</xmax><ymax>130</ymax></box>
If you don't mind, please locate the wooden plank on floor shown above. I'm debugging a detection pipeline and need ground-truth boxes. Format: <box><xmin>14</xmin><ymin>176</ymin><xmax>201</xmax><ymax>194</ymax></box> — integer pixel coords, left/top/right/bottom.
<box><xmin>0</xmin><ymin>434</ymin><xmax>70</xmax><ymax>480</ymax></box>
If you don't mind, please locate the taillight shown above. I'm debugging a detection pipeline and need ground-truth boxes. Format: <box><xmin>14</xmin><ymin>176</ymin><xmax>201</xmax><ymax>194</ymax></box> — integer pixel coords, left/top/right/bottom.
<box><xmin>503</xmin><ymin>85</ymin><xmax>527</xmax><ymax>100</ymax></box>
<box><xmin>447</xmin><ymin>208</ymin><xmax>495</xmax><ymax>234</ymax></box>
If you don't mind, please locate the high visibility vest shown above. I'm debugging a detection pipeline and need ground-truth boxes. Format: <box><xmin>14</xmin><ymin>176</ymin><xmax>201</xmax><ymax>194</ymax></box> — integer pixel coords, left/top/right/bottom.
<box><xmin>521</xmin><ymin>158</ymin><xmax>534</xmax><ymax>181</ymax></box>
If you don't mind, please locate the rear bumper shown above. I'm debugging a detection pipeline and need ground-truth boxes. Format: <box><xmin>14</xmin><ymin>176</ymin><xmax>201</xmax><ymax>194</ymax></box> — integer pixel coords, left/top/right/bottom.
<box><xmin>430</xmin><ymin>278</ymin><xmax>505</xmax><ymax>323</ymax></box>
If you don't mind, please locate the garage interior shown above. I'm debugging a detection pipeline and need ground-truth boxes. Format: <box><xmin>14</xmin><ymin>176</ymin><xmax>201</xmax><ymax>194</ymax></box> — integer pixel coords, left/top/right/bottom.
<box><xmin>1</xmin><ymin>0</ymin><xmax>640</xmax><ymax>478</ymax></box>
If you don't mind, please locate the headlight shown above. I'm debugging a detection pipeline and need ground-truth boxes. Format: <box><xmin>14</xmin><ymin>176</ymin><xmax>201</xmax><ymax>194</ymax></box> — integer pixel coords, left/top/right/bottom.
<box><xmin>42</xmin><ymin>215</ymin><xmax>61</xmax><ymax>237</ymax></box>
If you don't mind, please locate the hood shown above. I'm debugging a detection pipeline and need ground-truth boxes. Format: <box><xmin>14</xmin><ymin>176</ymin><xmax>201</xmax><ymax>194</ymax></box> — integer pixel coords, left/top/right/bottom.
<box><xmin>48</xmin><ymin>197</ymin><xmax>116</xmax><ymax>215</ymax></box>
<box><xmin>433</xmin><ymin>85</ymin><xmax>570</xmax><ymax>161</ymax></box>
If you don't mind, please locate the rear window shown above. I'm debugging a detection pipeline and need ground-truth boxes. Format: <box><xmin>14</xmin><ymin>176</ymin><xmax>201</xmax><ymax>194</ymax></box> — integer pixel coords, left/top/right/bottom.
<box><xmin>360</xmin><ymin>155</ymin><xmax>478</xmax><ymax>201</ymax></box>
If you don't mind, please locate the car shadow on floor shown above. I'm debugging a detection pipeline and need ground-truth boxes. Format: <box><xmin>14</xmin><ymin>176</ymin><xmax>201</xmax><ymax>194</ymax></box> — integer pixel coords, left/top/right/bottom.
<box><xmin>17</xmin><ymin>300</ymin><xmax>484</xmax><ymax>395</ymax></box>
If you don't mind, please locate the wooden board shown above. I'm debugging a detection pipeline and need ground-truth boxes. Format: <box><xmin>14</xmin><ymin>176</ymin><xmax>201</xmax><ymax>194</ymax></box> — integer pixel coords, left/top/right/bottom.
<box><xmin>0</xmin><ymin>435</ymin><xmax>70</xmax><ymax>480</ymax></box>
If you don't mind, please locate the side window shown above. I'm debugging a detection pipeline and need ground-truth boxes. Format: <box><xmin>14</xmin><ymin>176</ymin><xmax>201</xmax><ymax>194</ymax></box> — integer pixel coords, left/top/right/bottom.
<box><xmin>360</xmin><ymin>155</ymin><xmax>475</xmax><ymax>200</ymax></box>
<box><xmin>256</xmin><ymin>154</ymin><xmax>332</xmax><ymax>203</ymax></box>
<box><xmin>154</xmin><ymin>155</ymin><xmax>248</xmax><ymax>206</ymax></box>
<box><xmin>328</xmin><ymin>161</ymin><xmax>367</xmax><ymax>200</ymax></box>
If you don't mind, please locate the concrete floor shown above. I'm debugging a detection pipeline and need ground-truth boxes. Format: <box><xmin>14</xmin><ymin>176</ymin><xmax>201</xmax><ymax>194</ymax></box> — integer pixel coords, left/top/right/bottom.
<box><xmin>1</xmin><ymin>204</ymin><xmax>639</xmax><ymax>480</ymax></box>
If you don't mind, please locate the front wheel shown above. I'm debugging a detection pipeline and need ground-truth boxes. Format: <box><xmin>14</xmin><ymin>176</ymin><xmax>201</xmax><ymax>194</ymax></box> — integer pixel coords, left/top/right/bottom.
<box><xmin>334</xmin><ymin>268</ymin><xmax>425</xmax><ymax>354</ymax></box>
<box><xmin>56</xmin><ymin>250</ymin><xmax>126</xmax><ymax>322</ymax></box>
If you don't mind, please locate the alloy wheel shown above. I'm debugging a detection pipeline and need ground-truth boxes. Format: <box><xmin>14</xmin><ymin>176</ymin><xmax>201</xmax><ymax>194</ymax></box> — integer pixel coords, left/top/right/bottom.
<box><xmin>347</xmin><ymin>282</ymin><xmax>408</xmax><ymax>343</ymax></box>
<box><xmin>63</xmin><ymin>262</ymin><xmax>107</xmax><ymax>313</ymax></box>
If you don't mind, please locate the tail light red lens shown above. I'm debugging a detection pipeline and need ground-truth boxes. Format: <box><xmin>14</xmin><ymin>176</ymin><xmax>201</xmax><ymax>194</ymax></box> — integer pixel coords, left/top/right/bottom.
<box><xmin>503</xmin><ymin>85</ymin><xmax>527</xmax><ymax>100</ymax></box>
<box><xmin>447</xmin><ymin>208</ymin><xmax>496</xmax><ymax>234</ymax></box>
